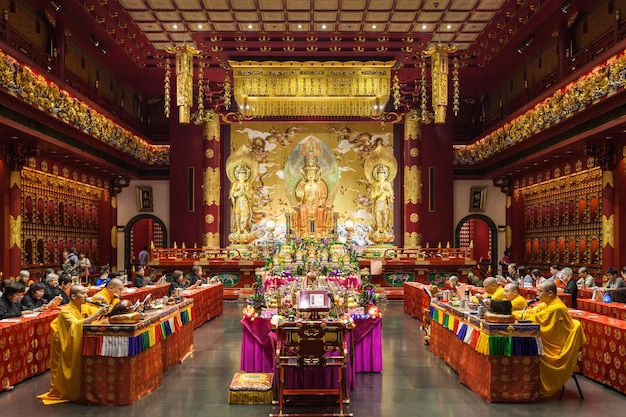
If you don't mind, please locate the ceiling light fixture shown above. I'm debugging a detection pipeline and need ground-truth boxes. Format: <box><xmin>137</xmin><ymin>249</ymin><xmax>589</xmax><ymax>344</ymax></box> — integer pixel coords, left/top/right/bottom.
<box><xmin>561</xmin><ymin>2</ymin><xmax>571</xmax><ymax>13</ymax></box>
<box><xmin>322</xmin><ymin>24</ymin><xmax>327</xmax><ymax>29</ymax></box>
<box><xmin>50</xmin><ymin>1</ymin><xmax>61</xmax><ymax>11</ymax></box>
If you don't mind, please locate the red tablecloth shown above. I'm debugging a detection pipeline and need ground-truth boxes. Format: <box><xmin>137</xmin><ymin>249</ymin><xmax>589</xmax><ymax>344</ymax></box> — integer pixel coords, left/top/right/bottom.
<box><xmin>469</xmin><ymin>285</ymin><xmax>572</xmax><ymax>308</ymax></box>
<box><xmin>570</xmin><ymin>309</ymin><xmax>626</xmax><ymax>395</ymax></box>
<box><xmin>577</xmin><ymin>298</ymin><xmax>626</xmax><ymax>320</ymax></box>
<box><xmin>87</xmin><ymin>283</ymin><xmax>170</xmax><ymax>304</ymax></box>
<box><xmin>181</xmin><ymin>283</ymin><xmax>224</xmax><ymax>328</ymax></box>
<box><xmin>0</xmin><ymin>310</ymin><xmax>60</xmax><ymax>391</ymax></box>
<box><xmin>404</xmin><ymin>282</ymin><xmax>431</xmax><ymax>320</ymax></box>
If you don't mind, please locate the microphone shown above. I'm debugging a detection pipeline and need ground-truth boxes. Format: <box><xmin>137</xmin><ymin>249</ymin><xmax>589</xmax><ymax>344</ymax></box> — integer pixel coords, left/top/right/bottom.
<box><xmin>527</xmin><ymin>297</ymin><xmax>540</xmax><ymax>306</ymax></box>
<box><xmin>86</xmin><ymin>297</ymin><xmax>107</xmax><ymax>307</ymax></box>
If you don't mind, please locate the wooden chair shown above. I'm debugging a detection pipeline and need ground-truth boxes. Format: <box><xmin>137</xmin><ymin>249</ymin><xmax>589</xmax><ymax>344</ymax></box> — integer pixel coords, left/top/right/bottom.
<box><xmin>272</xmin><ymin>321</ymin><xmax>352</xmax><ymax>417</ymax></box>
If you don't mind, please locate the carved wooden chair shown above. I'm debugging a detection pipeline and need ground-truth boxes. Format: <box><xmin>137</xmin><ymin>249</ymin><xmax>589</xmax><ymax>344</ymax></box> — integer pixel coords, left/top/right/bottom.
<box><xmin>272</xmin><ymin>321</ymin><xmax>351</xmax><ymax>417</ymax></box>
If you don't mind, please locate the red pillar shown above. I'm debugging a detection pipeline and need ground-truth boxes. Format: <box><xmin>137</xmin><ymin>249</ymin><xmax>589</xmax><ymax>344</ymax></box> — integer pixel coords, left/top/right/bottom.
<box><xmin>403</xmin><ymin>109</ymin><xmax>422</xmax><ymax>247</ymax></box>
<box><xmin>202</xmin><ymin>112</ymin><xmax>221</xmax><ymax>248</ymax></box>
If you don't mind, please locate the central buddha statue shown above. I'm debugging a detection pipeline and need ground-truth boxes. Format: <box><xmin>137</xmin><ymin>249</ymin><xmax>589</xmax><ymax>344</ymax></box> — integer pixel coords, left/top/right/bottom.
<box><xmin>284</xmin><ymin>137</ymin><xmax>339</xmax><ymax>239</ymax></box>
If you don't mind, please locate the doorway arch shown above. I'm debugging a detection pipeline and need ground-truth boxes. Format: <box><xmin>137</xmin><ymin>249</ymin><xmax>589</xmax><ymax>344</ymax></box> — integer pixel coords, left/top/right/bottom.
<box><xmin>124</xmin><ymin>214</ymin><xmax>168</xmax><ymax>274</ymax></box>
<box><xmin>455</xmin><ymin>214</ymin><xmax>498</xmax><ymax>276</ymax></box>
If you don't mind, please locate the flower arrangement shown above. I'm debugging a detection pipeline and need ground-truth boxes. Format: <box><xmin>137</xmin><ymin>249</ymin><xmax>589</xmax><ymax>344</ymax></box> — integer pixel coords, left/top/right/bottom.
<box><xmin>247</xmin><ymin>284</ymin><xmax>267</xmax><ymax>310</ymax></box>
<box><xmin>358</xmin><ymin>283</ymin><xmax>380</xmax><ymax>307</ymax></box>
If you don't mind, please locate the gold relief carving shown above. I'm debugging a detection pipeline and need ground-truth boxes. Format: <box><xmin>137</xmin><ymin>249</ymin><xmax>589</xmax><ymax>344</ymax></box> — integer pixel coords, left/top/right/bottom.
<box><xmin>575</xmin><ymin>160</ymin><xmax>583</xmax><ymax>172</ymax></box>
<box><xmin>28</xmin><ymin>157</ymin><xmax>36</xmax><ymax>168</ymax></box>
<box><xmin>40</xmin><ymin>160</ymin><xmax>48</xmax><ymax>172</ymax></box>
<box><xmin>111</xmin><ymin>226</ymin><xmax>117</xmax><ymax>249</ymax></box>
<box><xmin>72</xmin><ymin>171</ymin><xmax>78</xmax><ymax>181</ymax></box>
<box><xmin>403</xmin><ymin>165</ymin><xmax>421</xmax><ymax>204</ymax></box>
<box><xmin>62</xmin><ymin>167</ymin><xmax>69</xmax><ymax>178</ymax></box>
<box><xmin>52</xmin><ymin>164</ymin><xmax>58</xmax><ymax>175</ymax></box>
<box><xmin>603</xmin><ymin>214</ymin><xmax>614</xmax><ymax>248</ymax></box>
<box><xmin>404</xmin><ymin>231</ymin><xmax>421</xmax><ymax>247</ymax></box>
<box><xmin>201</xmin><ymin>111</ymin><xmax>220</xmax><ymax>139</ymax></box>
<box><xmin>202</xmin><ymin>167</ymin><xmax>221</xmax><ymax>205</ymax></box>
<box><xmin>564</xmin><ymin>163</ymin><xmax>571</xmax><ymax>175</ymax></box>
<box><xmin>506</xmin><ymin>195</ymin><xmax>511</xmax><ymax>208</ymax></box>
<box><xmin>230</xmin><ymin>60</ymin><xmax>395</xmax><ymax>118</ymax></box>
<box><xmin>205</xmin><ymin>214</ymin><xmax>215</xmax><ymax>224</ymax></box>
<box><xmin>409</xmin><ymin>147</ymin><xmax>419</xmax><ymax>157</ymax></box>
<box><xmin>203</xmin><ymin>232</ymin><xmax>220</xmax><ymax>248</ymax></box>
<box><xmin>587</xmin><ymin>157</ymin><xmax>595</xmax><ymax>169</ymax></box>
<box><xmin>9</xmin><ymin>171</ymin><xmax>21</xmax><ymax>189</ymax></box>
<box><xmin>409</xmin><ymin>213</ymin><xmax>419</xmax><ymax>223</ymax></box>
<box><xmin>102</xmin><ymin>189</ymin><xmax>109</xmax><ymax>202</ymax></box>
<box><xmin>454</xmin><ymin>50</ymin><xmax>626</xmax><ymax>165</ymax></box>
<box><xmin>602</xmin><ymin>170</ymin><xmax>614</xmax><ymax>188</ymax></box>
<box><xmin>111</xmin><ymin>195</ymin><xmax>117</xmax><ymax>209</ymax></box>
<box><xmin>10</xmin><ymin>215</ymin><xmax>21</xmax><ymax>249</ymax></box>
<box><xmin>519</xmin><ymin>168</ymin><xmax>601</xmax><ymax>197</ymax></box>
<box><xmin>81</xmin><ymin>173</ymin><xmax>86</xmax><ymax>182</ymax></box>
<box><xmin>505</xmin><ymin>226</ymin><xmax>512</xmax><ymax>249</ymax></box>
<box><xmin>205</xmin><ymin>148</ymin><xmax>215</xmax><ymax>159</ymax></box>
<box><xmin>404</xmin><ymin>109</ymin><xmax>421</xmax><ymax>139</ymax></box>
<box><xmin>21</xmin><ymin>167</ymin><xmax>103</xmax><ymax>199</ymax></box>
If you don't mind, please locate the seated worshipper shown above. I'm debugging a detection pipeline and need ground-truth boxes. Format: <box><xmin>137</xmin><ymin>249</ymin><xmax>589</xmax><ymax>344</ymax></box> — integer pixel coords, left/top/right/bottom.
<box><xmin>604</xmin><ymin>267</ymin><xmax>625</xmax><ymax>289</ymax></box>
<box><xmin>95</xmin><ymin>266</ymin><xmax>110</xmax><ymax>286</ymax></box>
<box><xmin>169</xmin><ymin>270</ymin><xmax>187</xmax><ymax>295</ymax></box>
<box><xmin>133</xmin><ymin>266</ymin><xmax>152</xmax><ymax>288</ymax></box>
<box><xmin>533</xmin><ymin>268</ymin><xmax>545</xmax><ymax>285</ymax></box>
<box><xmin>507</xmin><ymin>263</ymin><xmax>520</xmax><ymax>284</ymax></box>
<box><xmin>503</xmin><ymin>282</ymin><xmax>527</xmax><ymax>311</ymax></box>
<box><xmin>58</xmin><ymin>274</ymin><xmax>72</xmax><ymax>304</ymax></box>
<box><xmin>561</xmin><ymin>267</ymin><xmax>578</xmax><ymax>309</ymax></box>
<box><xmin>188</xmin><ymin>265</ymin><xmax>207</xmax><ymax>286</ymax></box>
<box><xmin>38</xmin><ymin>285</ymin><xmax>108</xmax><ymax>405</ymax></box>
<box><xmin>88</xmin><ymin>278</ymin><xmax>125</xmax><ymax>313</ymax></box>
<box><xmin>576</xmin><ymin>267</ymin><xmax>595</xmax><ymax>288</ymax></box>
<box><xmin>0</xmin><ymin>281</ymin><xmax>27</xmax><ymax>319</ymax></box>
<box><xmin>513</xmin><ymin>280</ymin><xmax>586</xmax><ymax>398</ymax></box>
<box><xmin>43</xmin><ymin>273</ymin><xmax>68</xmax><ymax>305</ymax></box>
<box><xmin>519</xmin><ymin>265</ymin><xmax>533</xmax><ymax>287</ymax></box>
<box><xmin>445</xmin><ymin>275</ymin><xmax>459</xmax><ymax>290</ymax></box>
<box><xmin>21</xmin><ymin>282</ymin><xmax>47</xmax><ymax>311</ymax></box>
<box><xmin>17</xmin><ymin>270</ymin><xmax>32</xmax><ymax>289</ymax></box>
<box><xmin>548</xmin><ymin>265</ymin><xmax>562</xmax><ymax>283</ymax></box>
<box><xmin>75</xmin><ymin>251</ymin><xmax>91</xmax><ymax>278</ymax></box>
<box><xmin>478</xmin><ymin>277</ymin><xmax>506</xmax><ymax>303</ymax></box>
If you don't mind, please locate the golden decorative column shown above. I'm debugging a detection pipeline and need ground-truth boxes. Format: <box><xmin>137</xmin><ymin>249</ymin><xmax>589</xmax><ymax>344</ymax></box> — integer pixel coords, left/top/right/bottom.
<box><xmin>166</xmin><ymin>44</ymin><xmax>200</xmax><ymax>124</ymax></box>
<box><xmin>423</xmin><ymin>44</ymin><xmax>457</xmax><ymax>124</ymax></box>
<box><xmin>403</xmin><ymin>109</ymin><xmax>422</xmax><ymax>248</ymax></box>
<box><xmin>200</xmin><ymin>110</ymin><xmax>221</xmax><ymax>247</ymax></box>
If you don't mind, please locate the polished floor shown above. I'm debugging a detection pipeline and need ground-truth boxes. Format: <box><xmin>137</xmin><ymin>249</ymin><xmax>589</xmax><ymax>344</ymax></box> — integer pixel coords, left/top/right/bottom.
<box><xmin>1</xmin><ymin>301</ymin><xmax>625</xmax><ymax>416</ymax></box>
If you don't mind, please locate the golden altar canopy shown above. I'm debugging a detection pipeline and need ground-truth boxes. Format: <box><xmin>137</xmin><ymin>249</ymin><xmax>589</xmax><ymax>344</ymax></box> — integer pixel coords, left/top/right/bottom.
<box><xmin>228</xmin><ymin>60</ymin><xmax>396</xmax><ymax>118</ymax></box>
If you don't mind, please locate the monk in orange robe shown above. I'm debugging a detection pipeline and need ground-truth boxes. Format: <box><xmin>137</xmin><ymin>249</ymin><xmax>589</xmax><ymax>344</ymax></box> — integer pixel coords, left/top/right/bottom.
<box><xmin>504</xmin><ymin>282</ymin><xmax>527</xmax><ymax>311</ymax></box>
<box><xmin>513</xmin><ymin>280</ymin><xmax>586</xmax><ymax>397</ymax></box>
<box><xmin>38</xmin><ymin>285</ymin><xmax>107</xmax><ymax>404</ymax></box>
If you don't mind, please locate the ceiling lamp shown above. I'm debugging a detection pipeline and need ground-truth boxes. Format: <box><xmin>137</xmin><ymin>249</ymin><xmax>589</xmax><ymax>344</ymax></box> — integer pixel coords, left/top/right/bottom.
<box><xmin>228</xmin><ymin>60</ymin><xmax>397</xmax><ymax>118</ymax></box>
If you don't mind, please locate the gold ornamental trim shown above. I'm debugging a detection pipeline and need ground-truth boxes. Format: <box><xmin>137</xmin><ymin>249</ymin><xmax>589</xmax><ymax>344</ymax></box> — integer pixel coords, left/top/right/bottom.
<box><xmin>403</xmin><ymin>165</ymin><xmax>421</xmax><ymax>204</ymax></box>
<box><xmin>518</xmin><ymin>167</ymin><xmax>601</xmax><ymax>198</ymax></box>
<box><xmin>111</xmin><ymin>226</ymin><xmax>118</xmax><ymax>249</ymax></box>
<box><xmin>404</xmin><ymin>109</ymin><xmax>421</xmax><ymax>139</ymax></box>
<box><xmin>111</xmin><ymin>195</ymin><xmax>117</xmax><ymax>209</ymax></box>
<box><xmin>229</xmin><ymin>60</ymin><xmax>396</xmax><ymax>118</ymax></box>
<box><xmin>10</xmin><ymin>214</ymin><xmax>21</xmax><ymax>249</ymax></box>
<box><xmin>404</xmin><ymin>231</ymin><xmax>421</xmax><ymax>247</ymax></box>
<box><xmin>9</xmin><ymin>171</ymin><xmax>21</xmax><ymax>189</ymax></box>
<box><xmin>203</xmin><ymin>232</ymin><xmax>220</xmax><ymax>248</ymax></box>
<box><xmin>602</xmin><ymin>170</ymin><xmax>614</xmax><ymax>189</ymax></box>
<box><xmin>505</xmin><ymin>226</ymin><xmax>512</xmax><ymax>250</ymax></box>
<box><xmin>602</xmin><ymin>214</ymin><xmax>614</xmax><ymax>248</ymax></box>
<box><xmin>202</xmin><ymin>167</ymin><xmax>221</xmax><ymax>206</ymax></box>
<box><xmin>21</xmin><ymin>167</ymin><xmax>103</xmax><ymax>198</ymax></box>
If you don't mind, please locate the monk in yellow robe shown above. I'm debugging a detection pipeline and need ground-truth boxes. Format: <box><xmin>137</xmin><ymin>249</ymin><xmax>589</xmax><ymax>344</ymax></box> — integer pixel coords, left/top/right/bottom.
<box><xmin>38</xmin><ymin>285</ymin><xmax>108</xmax><ymax>404</ymax></box>
<box><xmin>513</xmin><ymin>280</ymin><xmax>586</xmax><ymax>398</ymax></box>
<box><xmin>480</xmin><ymin>277</ymin><xmax>506</xmax><ymax>301</ymax></box>
<box><xmin>83</xmin><ymin>278</ymin><xmax>125</xmax><ymax>315</ymax></box>
<box><xmin>504</xmin><ymin>282</ymin><xmax>527</xmax><ymax>311</ymax></box>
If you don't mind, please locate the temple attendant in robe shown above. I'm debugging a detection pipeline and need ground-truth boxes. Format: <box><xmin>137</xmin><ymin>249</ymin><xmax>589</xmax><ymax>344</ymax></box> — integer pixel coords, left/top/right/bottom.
<box><xmin>478</xmin><ymin>277</ymin><xmax>506</xmax><ymax>302</ymax></box>
<box><xmin>85</xmin><ymin>278</ymin><xmax>124</xmax><ymax>314</ymax></box>
<box><xmin>513</xmin><ymin>280</ymin><xmax>586</xmax><ymax>398</ymax></box>
<box><xmin>38</xmin><ymin>285</ymin><xmax>108</xmax><ymax>404</ymax></box>
<box><xmin>503</xmin><ymin>282</ymin><xmax>527</xmax><ymax>311</ymax></box>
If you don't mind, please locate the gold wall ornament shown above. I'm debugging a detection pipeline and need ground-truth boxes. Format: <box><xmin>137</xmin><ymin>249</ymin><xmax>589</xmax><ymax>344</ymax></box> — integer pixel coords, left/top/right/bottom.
<box><xmin>229</xmin><ymin>60</ymin><xmax>396</xmax><ymax>118</ymax></box>
<box><xmin>202</xmin><ymin>167</ymin><xmax>221</xmax><ymax>205</ymax></box>
<box><xmin>409</xmin><ymin>213</ymin><xmax>419</xmax><ymax>223</ymax></box>
<box><xmin>197</xmin><ymin>109</ymin><xmax>220</xmax><ymax>140</ymax></box>
<box><xmin>423</xmin><ymin>43</ymin><xmax>457</xmax><ymax>124</ymax></box>
<box><xmin>165</xmin><ymin>44</ymin><xmax>200</xmax><ymax>124</ymax></box>
<box><xmin>205</xmin><ymin>214</ymin><xmax>215</xmax><ymax>224</ymax></box>
<box><xmin>111</xmin><ymin>226</ymin><xmax>117</xmax><ymax>249</ymax></box>
<box><xmin>405</xmin><ymin>108</ymin><xmax>421</xmax><ymax>139</ymax></box>
<box><xmin>403</xmin><ymin>165</ymin><xmax>421</xmax><ymax>204</ymax></box>
<box><xmin>111</xmin><ymin>195</ymin><xmax>117</xmax><ymax>209</ymax></box>
<box><xmin>203</xmin><ymin>232</ymin><xmax>219</xmax><ymax>248</ymax></box>
<box><xmin>506</xmin><ymin>195</ymin><xmax>511</xmax><ymax>209</ymax></box>
<box><xmin>9</xmin><ymin>171</ymin><xmax>21</xmax><ymax>189</ymax></box>
<box><xmin>404</xmin><ymin>231</ymin><xmax>421</xmax><ymax>247</ymax></box>
<box><xmin>602</xmin><ymin>214</ymin><xmax>614</xmax><ymax>248</ymax></box>
<box><xmin>10</xmin><ymin>214</ymin><xmax>21</xmax><ymax>249</ymax></box>
<box><xmin>602</xmin><ymin>170</ymin><xmax>614</xmax><ymax>188</ymax></box>
<box><xmin>505</xmin><ymin>226</ymin><xmax>512</xmax><ymax>249</ymax></box>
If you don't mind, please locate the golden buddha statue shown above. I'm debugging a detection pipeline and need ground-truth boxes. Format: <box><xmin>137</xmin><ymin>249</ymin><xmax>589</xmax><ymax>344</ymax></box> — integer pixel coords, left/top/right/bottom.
<box><xmin>364</xmin><ymin>140</ymin><xmax>397</xmax><ymax>244</ymax></box>
<box><xmin>226</xmin><ymin>145</ymin><xmax>258</xmax><ymax>244</ymax></box>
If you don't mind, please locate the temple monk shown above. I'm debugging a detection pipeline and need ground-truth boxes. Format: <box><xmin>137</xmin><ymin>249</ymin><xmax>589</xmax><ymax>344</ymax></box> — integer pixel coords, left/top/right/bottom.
<box><xmin>503</xmin><ymin>282</ymin><xmax>527</xmax><ymax>311</ymax></box>
<box><xmin>513</xmin><ymin>280</ymin><xmax>586</xmax><ymax>398</ymax></box>
<box><xmin>86</xmin><ymin>278</ymin><xmax>125</xmax><ymax>314</ymax></box>
<box><xmin>479</xmin><ymin>277</ymin><xmax>506</xmax><ymax>301</ymax></box>
<box><xmin>38</xmin><ymin>285</ymin><xmax>107</xmax><ymax>404</ymax></box>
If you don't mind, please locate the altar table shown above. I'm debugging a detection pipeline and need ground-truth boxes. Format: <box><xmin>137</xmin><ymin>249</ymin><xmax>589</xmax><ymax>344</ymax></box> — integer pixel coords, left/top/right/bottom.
<box><xmin>570</xmin><ymin>309</ymin><xmax>626</xmax><ymax>395</ymax></box>
<box><xmin>80</xmin><ymin>299</ymin><xmax>194</xmax><ymax>405</ymax></box>
<box><xmin>429</xmin><ymin>300</ymin><xmax>541</xmax><ymax>402</ymax></box>
<box><xmin>577</xmin><ymin>298</ymin><xmax>626</xmax><ymax>320</ymax></box>
<box><xmin>88</xmin><ymin>283</ymin><xmax>170</xmax><ymax>305</ymax></box>
<box><xmin>0</xmin><ymin>310</ymin><xmax>59</xmax><ymax>392</ymax></box>
<box><xmin>181</xmin><ymin>282</ymin><xmax>224</xmax><ymax>328</ymax></box>
<box><xmin>403</xmin><ymin>282</ymin><xmax>431</xmax><ymax>321</ymax></box>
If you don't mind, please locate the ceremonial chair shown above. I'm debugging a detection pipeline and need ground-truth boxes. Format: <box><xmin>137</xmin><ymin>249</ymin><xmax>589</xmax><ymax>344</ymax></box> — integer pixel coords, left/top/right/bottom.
<box><xmin>272</xmin><ymin>321</ymin><xmax>352</xmax><ymax>417</ymax></box>
<box><xmin>559</xmin><ymin>320</ymin><xmax>585</xmax><ymax>400</ymax></box>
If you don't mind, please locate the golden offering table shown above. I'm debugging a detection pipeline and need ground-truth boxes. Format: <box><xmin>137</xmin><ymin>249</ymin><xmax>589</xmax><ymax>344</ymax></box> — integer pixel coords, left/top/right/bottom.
<box><xmin>429</xmin><ymin>299</ymin><xmax>541</xmax><ymax>402</ymax></box>
<box><xmin>80</xmin><ymin>299</ymin><xmax>194</xmax><ymax>405</ymax></box>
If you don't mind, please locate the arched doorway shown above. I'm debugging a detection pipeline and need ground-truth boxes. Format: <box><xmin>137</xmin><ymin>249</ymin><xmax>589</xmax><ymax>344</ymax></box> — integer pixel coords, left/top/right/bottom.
<box><xmin>455</xmin><ymin>214</ymin><xmax>498</xmax><ymax>277</ymax></box>
<box><xmin>124</xmin><ymin>214</ymin><xmax>167</xmax><ymax>274</ymax></box>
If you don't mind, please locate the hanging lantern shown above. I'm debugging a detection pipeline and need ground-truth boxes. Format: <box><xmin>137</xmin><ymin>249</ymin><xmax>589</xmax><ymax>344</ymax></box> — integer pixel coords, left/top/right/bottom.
<box><xmin>165</xmin><ymin>44</ymin><xmax>200</xmax><ymax>124</ymax></box>
<box><xmin>423</xmin><ymin>43</ymin><xmax>457</xmax><ymax>124</ymax></box>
